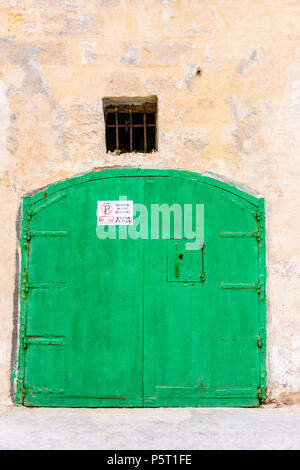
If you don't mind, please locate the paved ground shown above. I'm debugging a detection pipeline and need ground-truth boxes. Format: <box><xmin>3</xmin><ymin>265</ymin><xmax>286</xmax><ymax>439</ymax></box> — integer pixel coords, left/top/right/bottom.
<box><xmin>0</xmin><ymin>405</ymin><xmax>300</xmax><ymax>450</ymax></box>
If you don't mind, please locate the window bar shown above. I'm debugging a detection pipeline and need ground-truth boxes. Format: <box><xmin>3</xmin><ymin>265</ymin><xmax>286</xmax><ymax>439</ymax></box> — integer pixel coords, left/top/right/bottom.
<box><xmin>115</xmin><ymin>106</ymin><xmax>119</xmax><ymax>151</ymax></box>
<box><xmin>143</xmin><ymin>104</ymin><xmax>147</xmax><ymax>153</ymax></box>
<box><xmin>154</xmin><ymin>107</ymin><xmax>157</xmax><ymax>150</ymax></box>
<box><xmin>129</xmin><ymin>105</ymin><xmax>133</xmax><ymax>152</ymax></box>
<box><xmin>106</xmin><ymin>124</ymin><xmax>155</xmax><ymax>128</ymax></box>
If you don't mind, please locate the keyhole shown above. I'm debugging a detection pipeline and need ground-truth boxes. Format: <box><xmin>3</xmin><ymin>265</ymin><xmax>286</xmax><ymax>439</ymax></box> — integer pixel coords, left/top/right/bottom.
<box><xmin>179</xmin><ymin>253</ymin><xmax>183</xmax><ymax>259</ymax></box>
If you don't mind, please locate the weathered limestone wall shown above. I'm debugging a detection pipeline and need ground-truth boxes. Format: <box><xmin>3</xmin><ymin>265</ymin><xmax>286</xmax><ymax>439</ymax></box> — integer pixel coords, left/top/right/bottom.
<box><xmin>0</xmin><ymin>0</ymin><xmax>299</xmax><ymax>405</ymax></box>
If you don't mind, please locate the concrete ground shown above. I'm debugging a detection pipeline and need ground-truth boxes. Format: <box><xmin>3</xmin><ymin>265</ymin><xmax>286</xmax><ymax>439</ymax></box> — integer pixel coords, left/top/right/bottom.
<box><xmin>0</xmin><ymin>405</ymin><xmax>300</xmax><ymax>450</ymax></box>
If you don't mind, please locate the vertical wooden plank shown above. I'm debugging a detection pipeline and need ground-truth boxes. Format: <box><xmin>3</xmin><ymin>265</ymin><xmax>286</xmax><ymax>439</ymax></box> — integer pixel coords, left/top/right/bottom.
<box><xmin>257</xmin><ymin>198</ymin><xmax>267</xmax><ymax>401</ymax></box>
<box><xmin>143</xmin><ymin>177</ymin><xmax>194</xmax><ymax>404</ymax></box>
<box><xmin>143</xmin><ymin>175</ymin><xmax>262</xmax><ymax>407</ymax></box>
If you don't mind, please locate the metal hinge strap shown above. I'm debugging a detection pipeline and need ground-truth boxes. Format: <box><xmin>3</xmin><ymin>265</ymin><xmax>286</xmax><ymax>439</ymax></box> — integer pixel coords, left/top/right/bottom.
<box><xmin>28</xmin><ymin>193</ymin><xmax>66</xmax><ymax>217</ymax></box>
<box><xmin>220</xmin><ymin>277</ymin><xmax>265</xmax><ymax>298</ymax></box>
<box><xmin>21</xmin><ymin>279</ymin><xmax>66</xmax><ymax>299</ymax></box>
<box><xmin>29</xmin><ymin>231</ymin><xmax>68</xmax><ymax>238</ymax></box>
<box><xmin>220</xmin><ymin>282</ymin><xmax>258</xmax><ymax>289</ymax></box>
<box><xmin>25</xmin><ymin>337</ymin><xmax>65</xmax><ymax>346</ymax></box>
<box><xmin>21</xmin><ymin>332</ymin><xmax>65</xmax><ymax>349</ymax></box>
<box><xmin>220</xmin><ymin>231</ymin><xmax>260</xmax><ymax>240</ymax></box>
<box><xmin>27</xmin><ymin>282</ymin><xmax>67</xmax><ymax>289</ymax></box>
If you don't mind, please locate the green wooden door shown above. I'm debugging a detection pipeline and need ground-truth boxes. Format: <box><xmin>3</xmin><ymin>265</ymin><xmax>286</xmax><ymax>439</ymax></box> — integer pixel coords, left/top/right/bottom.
<box><xmin>18</xmin><ymin>175</ymin><xmax>144</xmax><ymax>407</ymax></box>
<box><xmin>16</xmin><ymin>169</ymin><xmax>266</xmax><ymax>407</ymax></box>
<box><xmin>143</xmin><ymin>176</ymin><xmax>265</xmax><ymax>407</ymax></box>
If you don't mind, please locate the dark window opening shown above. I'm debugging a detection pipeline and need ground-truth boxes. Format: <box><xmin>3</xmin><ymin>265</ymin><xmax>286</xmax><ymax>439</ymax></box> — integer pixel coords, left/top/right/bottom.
<box><xmin>103</xmin><ymin>98</ymin><xmax>157</xmax><ymax>154</ymax></box>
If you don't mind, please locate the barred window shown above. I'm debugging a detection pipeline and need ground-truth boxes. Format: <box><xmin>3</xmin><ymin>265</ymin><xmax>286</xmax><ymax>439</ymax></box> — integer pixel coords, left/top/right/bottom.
<box><xmin>103</xmin><ymin>97</ymin><xmax>157</xmax><ymax>154</ymax></box>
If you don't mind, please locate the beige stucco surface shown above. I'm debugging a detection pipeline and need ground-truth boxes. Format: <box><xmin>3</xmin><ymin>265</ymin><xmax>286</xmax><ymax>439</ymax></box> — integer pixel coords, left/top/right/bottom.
<box><xmin>0</xmin><ymin>0</ymin><xmax>299</xmax><ymax>405</ymax></box>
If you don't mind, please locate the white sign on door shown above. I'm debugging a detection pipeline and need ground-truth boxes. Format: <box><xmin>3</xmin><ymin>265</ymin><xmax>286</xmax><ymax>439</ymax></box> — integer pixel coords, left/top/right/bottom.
<box><xmin>97</xmin><ymin>200</ymin><xmax>133</xmax><ymax>225</ymax></box>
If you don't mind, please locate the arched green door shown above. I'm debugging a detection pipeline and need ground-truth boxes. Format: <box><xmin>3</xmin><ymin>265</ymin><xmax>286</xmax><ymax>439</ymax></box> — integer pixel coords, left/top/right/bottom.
<box><xmin>16</xmin><ymin>169</ymin><xmax>266</xmax><ymax>407</ymax></box>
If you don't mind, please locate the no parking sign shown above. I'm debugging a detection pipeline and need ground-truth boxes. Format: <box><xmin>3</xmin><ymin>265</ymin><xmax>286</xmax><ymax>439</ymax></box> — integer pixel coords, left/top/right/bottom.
<box><xmin>97</xmin><ymin>200</ymin><xmax>133</xmax><ymax>225</ymax></box>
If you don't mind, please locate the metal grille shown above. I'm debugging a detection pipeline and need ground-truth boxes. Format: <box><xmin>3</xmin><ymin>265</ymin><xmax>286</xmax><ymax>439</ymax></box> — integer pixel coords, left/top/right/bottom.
<box><xmin>104</xmin><ymin>102</ymin><xmax>157</xmax><ymax>153</ymax></box>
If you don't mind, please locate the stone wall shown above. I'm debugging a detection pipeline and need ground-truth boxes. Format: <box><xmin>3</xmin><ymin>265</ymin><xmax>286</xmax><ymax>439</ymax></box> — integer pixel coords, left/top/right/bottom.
<box><xmin>0</xmin><ymin>0</ymin><xmax>299</xmax><ymax>405</ymax></box>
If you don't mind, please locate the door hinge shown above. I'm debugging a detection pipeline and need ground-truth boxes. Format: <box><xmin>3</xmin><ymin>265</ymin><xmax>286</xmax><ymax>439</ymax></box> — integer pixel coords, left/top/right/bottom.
<box><xmin>20</xmin><ymin>324</ymin><xmax>27</xmax><ymax>349</ymax></box>
<box><xmin>256</xmin><ymin>275</ymin><xmax>265</xmax><ymax>299</ymax></box>
<box><xmin>257</xmin><ymin>336</ymin><xmax>263</xmax><ymax>349</ymax></box>
<box><xmin>21</xmin><ymin>227</ymin><xmax>31</xmax><ymax>251</ymax></box>
<box><xmin>220</xmin><ymin>231</ymin><xmax>261</xmax><ymax>241</ymax></box>
<box><xmin>257</xmin><ymin>386</ymin><xmax>266</xmax><ymax>402</ymax></box>
<box><xmin>21</xmin><ymin>276</ymin><xmax>30</xmax><ymax>300</ymax></box>
<box><xmin>255</xmin><ymin>208</ymin><xmax>265</xmax><ymax>224</ymax></box>
<box><xmin>16</xmin><ymin>378</ymin><xmax>26</xmax><ymax>403</ymax></box>
<box><xmin>255</xmin><ymin>209</ymin><xmax>265</xmax><ymax>241</ymax></box>
<box><xmin>24</xmin><ymin>230</ymin><xmax>31</xmax><ymax>242</ymax></box>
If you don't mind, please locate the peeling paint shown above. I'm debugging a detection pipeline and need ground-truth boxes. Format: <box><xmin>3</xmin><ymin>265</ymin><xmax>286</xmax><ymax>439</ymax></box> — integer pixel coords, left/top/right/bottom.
<box><xmin>81</xmin><ymin>41</ymin><xmax>98</xmax><ymax>65</ymax></box>
<box><xmin>237</xmin><ymin>49</ymin><xmax>257</xmax><ymax>75</ymax></box>
<box><xmin>186</xmin><ymin>64</ymin><xmax>201</xmax><ymax>91</ymax></box>
<box><xmin>0</xmin><ymin>39</ymin><xmax>48</xmax><ymax>95</ymax></box>
<box><xmin>227</xmin><ymin>93</ymin><xmax>253</xmax><ymax>125</ymax></box>
<box><xmin>0</xmin><ymin>81</ymin><xmax>10</xmax><ymax>173</ymax></box>
<box><xmin>119</xmin><ymin>45</ymin><xmax>139</xmax><ymax>66</ymax></box>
